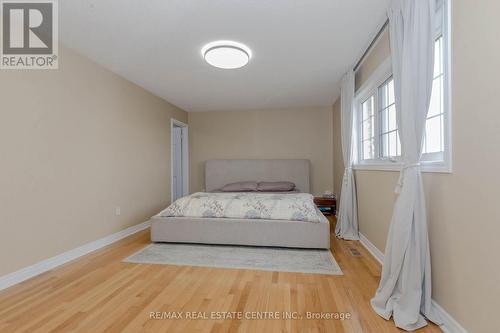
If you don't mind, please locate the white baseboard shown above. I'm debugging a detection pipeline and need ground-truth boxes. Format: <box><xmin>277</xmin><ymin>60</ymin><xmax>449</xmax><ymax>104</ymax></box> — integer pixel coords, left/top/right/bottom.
<box><xmin>430</xmin><ymin>300</ymin><xmax>469</xmax><ymax>333</ymax></box>
<box><xmin>358</xmin><ymin>232</ymin><xmax>469</xmax><ymax>333</ymax></box>
<box><xmin>359</xmin><ymin>233</ymin><xmax>384</xmax><ymax>265</ymax></box>
<box><xmin>0</xmin><ymin>221</ymin><xmax>151</xmax><ymax>292</ymax></box>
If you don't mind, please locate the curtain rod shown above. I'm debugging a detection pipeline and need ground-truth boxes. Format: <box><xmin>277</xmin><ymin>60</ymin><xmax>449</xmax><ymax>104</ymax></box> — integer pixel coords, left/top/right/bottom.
<box><xmin>353</xmin><ymin>18</ymin><xmax>389</xmax><ymax>72</ymax></box>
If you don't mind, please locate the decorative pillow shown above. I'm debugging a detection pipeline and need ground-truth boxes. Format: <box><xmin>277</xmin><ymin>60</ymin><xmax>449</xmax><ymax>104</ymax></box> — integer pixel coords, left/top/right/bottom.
<box><xmin>220</xmin><ymin>181</ymin><xmax>258</xmax><ymax>192</ymax></box>
<box><xmin>257</xmin><ymin>181</ymin><xmax>296</xmax><ymax>192</ymax></box>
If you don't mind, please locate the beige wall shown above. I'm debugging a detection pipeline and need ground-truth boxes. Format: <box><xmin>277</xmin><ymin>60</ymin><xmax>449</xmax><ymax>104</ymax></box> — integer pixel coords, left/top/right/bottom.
<box><xmin>0</xmin><ymin>46</ymin><xmax>187</xmax><ymax>276</ymax></box>
<box><xmin>332</xmin><ymin>2</ymin><xmax>500</xmax><ymax>332</ymax></box>
<box><xmin>189</xmin><ymin>107</ymin><xmax>334</xmax><ymax>196</ymax></box>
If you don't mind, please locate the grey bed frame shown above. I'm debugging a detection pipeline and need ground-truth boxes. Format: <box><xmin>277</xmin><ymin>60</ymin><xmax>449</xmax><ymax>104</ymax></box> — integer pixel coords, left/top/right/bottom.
<box><xmin>150</xmin><ymin>159</ymin><xmax>330</xmax><ymax>249</ymax></box>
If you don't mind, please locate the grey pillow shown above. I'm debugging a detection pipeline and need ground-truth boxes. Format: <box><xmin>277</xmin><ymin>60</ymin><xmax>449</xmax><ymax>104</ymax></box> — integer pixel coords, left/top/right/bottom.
<box><xmin>257</xmin><ymin>181</ymin><xmax>296</xmax><ymax>192</ymax></box>
<box><xmin>220</xmin><ymin>181</ymin><xmax>258</xmax><ymax>192</ymax></box>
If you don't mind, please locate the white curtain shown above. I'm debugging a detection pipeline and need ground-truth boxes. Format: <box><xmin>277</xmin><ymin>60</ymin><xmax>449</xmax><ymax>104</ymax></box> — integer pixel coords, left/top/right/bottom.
<box><xmin>335</xmin><ymin>70</ymin><xmax>359</xmax><ymax>240</ymax></box>
<box><xmin>371</xmin><ymin>0</ymin><xmax>442</xmax><ymax>330</ymax></box>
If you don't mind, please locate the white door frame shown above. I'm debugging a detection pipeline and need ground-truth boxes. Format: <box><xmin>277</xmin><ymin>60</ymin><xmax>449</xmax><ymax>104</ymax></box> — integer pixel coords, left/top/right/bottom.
<box><xmin>170</xmin><ymin>118</ymin><xmax>189</xmax><ymax>203</ymax></box>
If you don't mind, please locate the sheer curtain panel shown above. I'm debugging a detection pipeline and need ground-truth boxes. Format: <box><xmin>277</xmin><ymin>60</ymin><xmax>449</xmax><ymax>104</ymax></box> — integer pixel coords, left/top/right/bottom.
<box><xmin>371</xmin><ymin>0</ymin><xmax>442</xmax><ymax>330</ymax></box>
<box><xmin>335</xmin><ymin>70</ymin><xmax>359</xmax><ymax>240</ymax></box>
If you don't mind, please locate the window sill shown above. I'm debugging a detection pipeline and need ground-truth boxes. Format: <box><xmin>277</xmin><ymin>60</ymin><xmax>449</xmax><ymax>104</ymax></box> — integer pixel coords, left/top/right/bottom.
<box><xmin>353</xmin><ymin>161</ymin><xmax>452</xmax><ymax>174</ymax></box>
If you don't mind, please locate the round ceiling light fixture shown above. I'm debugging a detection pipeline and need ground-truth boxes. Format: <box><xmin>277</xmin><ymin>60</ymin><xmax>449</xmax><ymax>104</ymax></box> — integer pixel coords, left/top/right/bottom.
<box><xmin>201</xmin><ymin>40</ymin><xmax>252</xmax><ymax>69</ymax></box>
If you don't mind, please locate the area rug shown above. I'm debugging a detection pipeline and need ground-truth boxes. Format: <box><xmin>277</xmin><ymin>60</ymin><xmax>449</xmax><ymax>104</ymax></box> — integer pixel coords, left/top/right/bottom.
<box><xmin>123</xmin><ymin>243</ymin><xmax>343</xmax><ymax>275</ymax></box>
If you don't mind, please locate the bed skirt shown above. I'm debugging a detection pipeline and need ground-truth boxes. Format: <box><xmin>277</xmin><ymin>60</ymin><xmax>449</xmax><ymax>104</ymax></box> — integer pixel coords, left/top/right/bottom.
<box><xmin>150</xmin><ymin>214</ymin><xmax>330</xmax><ymax>249</ymax></box>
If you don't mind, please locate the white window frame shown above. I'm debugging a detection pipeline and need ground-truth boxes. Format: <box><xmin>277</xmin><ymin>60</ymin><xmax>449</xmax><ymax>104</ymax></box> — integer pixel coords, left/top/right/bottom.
<box><xmin>353</xmin><ymin>0</ymin><xmax>452</xmax><ymax>173</ymax></box>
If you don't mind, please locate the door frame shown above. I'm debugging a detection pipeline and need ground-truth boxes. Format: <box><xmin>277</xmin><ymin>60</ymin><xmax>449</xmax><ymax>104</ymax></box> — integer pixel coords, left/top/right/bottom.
<box><xmin>170</xmin><ymin>118</ymin><xmax>189</xmax><ymax>203</ymax></box>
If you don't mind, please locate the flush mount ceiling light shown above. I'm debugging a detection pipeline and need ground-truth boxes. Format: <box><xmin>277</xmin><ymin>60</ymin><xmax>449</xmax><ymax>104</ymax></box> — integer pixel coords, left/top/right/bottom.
<box><xmin>201</xmin><ymin>40</ymin><xmax>252</xmax><ymax>69</ymax></box>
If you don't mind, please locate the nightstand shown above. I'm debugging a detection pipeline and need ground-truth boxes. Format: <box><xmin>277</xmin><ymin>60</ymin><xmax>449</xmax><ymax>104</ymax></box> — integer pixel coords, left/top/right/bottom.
<box><xmin>314</xmin><ymin>196</ymin><xmax>336</xmax><ymax>216</ymax></box>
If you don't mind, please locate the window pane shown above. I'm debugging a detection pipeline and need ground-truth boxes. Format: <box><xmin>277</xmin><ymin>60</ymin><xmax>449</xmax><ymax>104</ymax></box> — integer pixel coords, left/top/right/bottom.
<box><xmin>388</xmin><ymin>105</ymin><xmax>397</xmax><ymax>131</ymax></box>
<box><xmin>389</xmin><ymin>131</ymin><xmax>398</xmax><ymax>157</ymax></box>
<box><xmin>423</xmin><ymin>35</ymin><xmax>445</xmax><ymax>156</ymax></box>
<box><xmin>362</xmin><ymin>118</ymin><xmax>373</xmax><ymax>141</ymax></box>
<box><xmin>378</xmin><ymin>77</ymin><xmax>400</xmax><ymax>158</ymax></box>
<box><xmin>380</xmin><ymin>108</ymin><xmax>388</xmax><ymax>134</ymax></box>
<box><xmin>360</xmin><ymin>95</ymin><xmax>376</xmax><ymax>161</ymax></box>
<box><xmin>362</xmin><ymin>96</ymin><xmax>374</xmax><ymax>120</ymax></box>
<box><xmin>380</xmin><ymin>134</ymin><xmax>389</xmax><ymax>157</ymax></box>
<box><xmin>434</xmin><ymin>37</ymin><xmax>442</xmax><ymax>77</ymax></box>
<box><xmin>428</xmin><ymin>75</ymin><xmax>443</xmax><ymax>118</ymax></box>
<box><xmin>379</xmin><ymin>78</ymin><xmax>394</xmax><ymax>109</ymax></box>
<box><xmin>363</xmin><ymin>139</ymin><xmax>375</xmax><ymax>160</ymax></box>
<box><xmin>424</xmin><ymin>115</ymin><xmax>442</xmax><ymax>153</ymax></box>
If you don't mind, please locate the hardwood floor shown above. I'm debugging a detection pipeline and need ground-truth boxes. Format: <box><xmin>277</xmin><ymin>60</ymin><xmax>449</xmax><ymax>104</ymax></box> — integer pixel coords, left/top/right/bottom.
<box><xmin>0</xmin><ymin>218</ymin><xmax>441</xmax><ymax>333</ymax></box>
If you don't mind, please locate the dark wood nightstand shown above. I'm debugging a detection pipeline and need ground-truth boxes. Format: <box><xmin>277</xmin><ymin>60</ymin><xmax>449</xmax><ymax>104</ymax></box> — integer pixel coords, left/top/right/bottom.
<box><xmin>314</xmin><ymin>196</ymin><xmax>336</xmax><ymax>216</ymax></box>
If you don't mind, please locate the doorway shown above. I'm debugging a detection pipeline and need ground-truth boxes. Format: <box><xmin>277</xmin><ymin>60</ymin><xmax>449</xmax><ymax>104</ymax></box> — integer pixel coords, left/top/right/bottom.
<box><xmin>171</xmin><ymin>119</ymin><xmax>189</xmax><ymax>202</ymax></box>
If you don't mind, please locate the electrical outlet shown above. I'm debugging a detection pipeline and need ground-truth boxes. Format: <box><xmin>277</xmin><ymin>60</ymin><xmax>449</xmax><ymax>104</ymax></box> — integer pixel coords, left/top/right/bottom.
<box><xmin>115</xmin><ymin>206</ymin><xmax>121</xmax><ymax>216</ymax></box>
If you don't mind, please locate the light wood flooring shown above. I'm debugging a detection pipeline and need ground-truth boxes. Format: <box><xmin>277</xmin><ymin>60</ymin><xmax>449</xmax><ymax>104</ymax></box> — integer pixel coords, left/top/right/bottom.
<box><xmin>0</xmin><ymin>218</ymin><xmax>441</xmax><ymax>332</ymax></box>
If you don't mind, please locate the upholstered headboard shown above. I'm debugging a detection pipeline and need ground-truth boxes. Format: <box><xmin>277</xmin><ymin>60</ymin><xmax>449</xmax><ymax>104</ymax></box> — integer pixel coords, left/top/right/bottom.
<box><xmin>205</xmin><ymin>159</ymin><xmax>311</xmax><ymax>193</ymax></box>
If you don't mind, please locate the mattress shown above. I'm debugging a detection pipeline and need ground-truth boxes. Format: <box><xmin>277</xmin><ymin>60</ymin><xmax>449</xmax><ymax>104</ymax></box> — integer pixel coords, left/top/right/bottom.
<box><xmin>150</xmin><ymin>208</ymin><xmax>330</xmax><ymax>249</ymax></box>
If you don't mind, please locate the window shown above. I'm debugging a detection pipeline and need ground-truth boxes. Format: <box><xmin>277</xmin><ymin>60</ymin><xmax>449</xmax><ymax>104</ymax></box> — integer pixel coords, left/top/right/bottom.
<box><xmin>356</xmin><ymin>76</ymin><xmax>401</xmax><ymax>163</ymax></box>
<box><xmin>360</xmin><ymin>95</ymin><xmax>375</xmax><ymax>160</ymax></box>
<box><xmin>379</xmin><ymin>78</ymin><xmax>400</xmax><ymax>158</ymax></box>
<box><xmin>354</xmin><ymin>0</ymin><xmax>451</xmax><ymax>172</ymax></box>
<box><xmin>422</xmin><ymin>35</ymin><xmax>445</xmax><ymax>157</ymax></box>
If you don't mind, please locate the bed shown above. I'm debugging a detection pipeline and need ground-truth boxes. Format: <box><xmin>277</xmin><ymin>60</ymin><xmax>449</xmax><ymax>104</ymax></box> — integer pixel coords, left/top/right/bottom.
<box><xmin>150</xmin><ymin>159</ymin><xmax>330</xmax><ymax>249</ymax></box>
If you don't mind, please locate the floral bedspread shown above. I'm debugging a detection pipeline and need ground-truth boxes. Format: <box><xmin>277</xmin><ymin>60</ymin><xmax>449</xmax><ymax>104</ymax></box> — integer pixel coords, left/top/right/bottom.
<box><xmin>157</xmin><ymin>192</ymin><xmax>321</xmax><ymax>223</ymax></box>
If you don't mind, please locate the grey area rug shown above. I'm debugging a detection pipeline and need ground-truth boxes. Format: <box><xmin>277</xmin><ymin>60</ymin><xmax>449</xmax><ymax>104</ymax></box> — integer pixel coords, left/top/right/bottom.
<box><xmin>124</xmin><ymin>243</ymin><xmax>343</xmax><ymax>275</ymax></box>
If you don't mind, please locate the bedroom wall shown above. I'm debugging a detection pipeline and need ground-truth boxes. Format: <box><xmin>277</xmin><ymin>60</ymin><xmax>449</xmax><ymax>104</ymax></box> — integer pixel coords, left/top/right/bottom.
<box><xmin>188</xmin><ymin>107</ymin><xmax>334</xmax><ymax>196</ymax></box>
<box><xmin>0</xmin><ymin>45</ymin><xmax>187</xmax><ymax>277</ymax></box>
<box><xmin>332</xmin><ymin>2</ymin><xmax>500</xmax><ymax>332</ymax></box>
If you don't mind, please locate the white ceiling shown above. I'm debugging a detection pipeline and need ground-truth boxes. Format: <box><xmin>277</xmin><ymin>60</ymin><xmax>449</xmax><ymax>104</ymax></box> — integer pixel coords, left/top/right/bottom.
<box><xmin>60</xmin><ymin>0</ymin><xmax>389</xmax><ymax>112</ymax></box>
